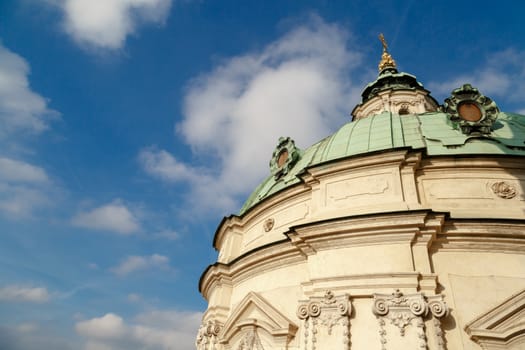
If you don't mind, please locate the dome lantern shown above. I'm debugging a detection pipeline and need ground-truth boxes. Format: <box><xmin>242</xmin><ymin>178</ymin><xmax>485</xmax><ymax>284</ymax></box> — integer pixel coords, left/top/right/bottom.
<box><xmin>351</xmin><ymin>34</ymin><xmax>439</xmax><ymax>120</ymax></box>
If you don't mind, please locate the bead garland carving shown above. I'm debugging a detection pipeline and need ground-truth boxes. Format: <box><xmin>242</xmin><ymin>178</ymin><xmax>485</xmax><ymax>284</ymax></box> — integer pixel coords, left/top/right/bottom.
<box><xmin>297</xmin><ymin>290</ymin><xmax>352</xmax><ymax>350</ymax></box>
<box><xmin>372</xmin><ymin>290</ymin><xmax>449</xmax><ymax>350</ymax></box>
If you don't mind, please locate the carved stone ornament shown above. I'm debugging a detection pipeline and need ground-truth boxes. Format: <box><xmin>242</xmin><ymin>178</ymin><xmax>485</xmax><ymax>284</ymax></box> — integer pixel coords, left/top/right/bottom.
<box><xmin>237</xmin><ymin>328</ymin><xmax>265</xmax><ymax>350</ymax></box>
<box><xmin>297</xmin><ymin>290</ymin><xmax>352</xmax><ymax>350</ymax></box>
<box><xmin>442</xmin><ymin>83</ymin><xmax>500</xmax><ymax>135</ymax></box>
<box><xmin>263</xmin><ymin>218</ymin><xmax>274</xmax><ymax>232</ymax></box>
<box><xmin>269</xmin><ymin>137</ymin><xmax>301</xmax><ymax>179</ymax></box>
<box><xmin>372</xmin><ymin>290</ymin><xmax>449</xmax><ymax>350</ymax></box>
<box><xmin>491</xmin><ymin>181</ymin><xmax>517</xmax><ymax>199</ymax></box>
<box><xmin>196</xmin><ymin>320</ymin><xmax>223</xmax><ymax>350</ymax></box>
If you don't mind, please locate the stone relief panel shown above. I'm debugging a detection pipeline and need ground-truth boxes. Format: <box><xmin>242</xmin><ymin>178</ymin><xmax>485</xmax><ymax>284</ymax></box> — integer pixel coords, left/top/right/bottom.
<box><xmin>324</xmin><ymin>171</ymin><xmax>397</xmax><ymax>209</ymax></box>
<box><xmin>296</xmin><ymin>290</ymin><xmax>352</xmax><ymax>350</ymax></box>
<box><xmin>236</xmin><ymin>328</ymin><xmax>265</xmax><ymax>350</ymax></box>
<box><xmin>196</xmin><ymin>320</ymin><xmax>223</xmax><ymax>350</ymax></box>
<box><xmin>372</xmin><ymin>290</ymin><xmax>449</xmax><ymax>350</ymax></box>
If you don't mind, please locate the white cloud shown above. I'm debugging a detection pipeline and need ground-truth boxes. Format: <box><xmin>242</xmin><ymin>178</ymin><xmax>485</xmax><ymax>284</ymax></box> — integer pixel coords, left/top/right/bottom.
<box><xmin>428</xmin><ymin>48</ymin><xmax>525</xmax><ymax>109</ymax></box>
<box><xmin>0</xmin><ymin>44</ymin><xmax>60</xmax><ymax>218</ymax></box>
<box><xmin>76</xmin><ymin>310</ymin><xmax>202</xmax><ymax>350</ymax></box>
<box><xmin>0</xmin><ymin>157</ymin><xmax>49</xmax><ymax>183</ymax></box>
<box><xmin>57</xmin><ymin>0</ymin><xmax>172</xmax><ymax>50</ymax></box>
<box><xmin>139</xmin><ymin>148</ymin><xmax>198</xmax><ymax>182</ymax></box>
<box><xmin>110</xmin><ymin>254</ymin><xmax>170</xmax><ymax>276</ymax></box>
<box><xmin>140</xmin><ymin>17</ymin><xmax>362</xmax><ymax>214</ymax></box>
<box><xmin>0</xmin><ymin>182</ymin><xmax>53</xmax><ymax>217</ymax></box>
<box><xmin>0</xmin><ymin>285</ymin><xmax>50</xmax><ymax>303</ymax></box>
<box><xmin>76</xmin><ymin>313</ymin><xmax>127</xmax><ymax>339</ymax></box>
<box><xmin>0</xmin><ymin>43</ymin><xmax>57</xmax><ymax>138</ymax></box>
<box><xmin>72</xmin><ymin>200</ymin><xmax>141</xmax><ymax>234</ymax></box>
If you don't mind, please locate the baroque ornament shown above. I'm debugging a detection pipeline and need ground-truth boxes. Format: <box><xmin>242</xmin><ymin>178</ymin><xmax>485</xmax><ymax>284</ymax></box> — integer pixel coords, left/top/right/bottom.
<box><xmin>491</xmin><ymin>181</ymin><xmax>517</xmax><ymax>199</ymax></box>
<box><xmin>269</xmin><ymin>137</ymin><xmax>301</xmax><ymax>179</ymax></box>
<box><xmin>443</xmin><ymin>84</ymin><xmax>500</xmax><ymax>135</ymax></box>
<box><xmin>372</xmin><ymin>290</ymin><xmax>449</xmax><ymax>350</ymax></box>
<box><xmin>237</xmin><ymin>329</ymin><xmax>265</xmax><ymax>350</ymax></box>
<box><xmin>378</xmin><ymin>33</ymin><xmax>397</xmax><ymax>72</ymax></box>
<box><xmin>263</xmin><ymin>218</ymin><xmax>274</xmax><ymax>232</ymax></box>
<box><xmin>196</xmin><ymin>320</ymin><xmax>223</xmax><ymax>350</ymax></box>
<box><xmin>297</xmin><ymin>290</ymin><xmax>352</xmax><ymax>350</ymax></box>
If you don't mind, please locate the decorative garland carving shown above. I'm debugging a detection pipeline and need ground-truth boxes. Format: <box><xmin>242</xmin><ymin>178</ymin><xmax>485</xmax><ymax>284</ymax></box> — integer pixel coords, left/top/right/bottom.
<box><xmin>297</xmin><ymin>290</ymin><xmax>352</xmax><ymax>350</ymax></box>
<box><xmin>491</xmin><ymin>181</ymin><xmax>517</xmax><ymax>199</ymax></box>
<box><xmin>372</xmin><ymin>290</ymin><xmax>449</xmax><ymax>350</ymax></box>
<box><xmin>196</xmin><ymin>320</ymin><xmax>223</xmax><ymax>350</ymax></box>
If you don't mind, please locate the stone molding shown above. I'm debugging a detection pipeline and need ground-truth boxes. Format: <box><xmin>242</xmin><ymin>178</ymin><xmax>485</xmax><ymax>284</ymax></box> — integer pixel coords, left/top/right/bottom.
<box><xmin>296</xmin><ymin>290</ymin><xmax>352</xmax><ymax>350</ymax></box>
<box><xmin>372</xmin><ymin>290</ymin><xmax>449</xmax><ymax>350</ymax></box>
<box><xmin>465</xmin><ymin>288</ymin><xmax>525</xmax><ymax>349</ymax></box>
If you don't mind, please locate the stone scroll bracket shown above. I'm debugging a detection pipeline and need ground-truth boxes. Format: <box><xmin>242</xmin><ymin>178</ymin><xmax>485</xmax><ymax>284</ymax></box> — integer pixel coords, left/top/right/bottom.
<box><xmin>297</xmin><ymin>290</ymin><xmax>352</xmax><ymax>350</ymax></box>
<box><xmin>372</xmin><ymin>289</ymin><xmax>449</xmax><ymax>350</ymax></box>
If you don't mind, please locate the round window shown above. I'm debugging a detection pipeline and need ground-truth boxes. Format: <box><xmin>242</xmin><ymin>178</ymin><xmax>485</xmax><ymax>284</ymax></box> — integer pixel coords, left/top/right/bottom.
<box><xmin>458</xmin><ymin>102</ymin><xmax>482</xmax><ymax>122</ymax></box>
<box><xmin>277</xmin><ymin>149</ymin><xmax>288</xmax><ymax>168</ymax></box>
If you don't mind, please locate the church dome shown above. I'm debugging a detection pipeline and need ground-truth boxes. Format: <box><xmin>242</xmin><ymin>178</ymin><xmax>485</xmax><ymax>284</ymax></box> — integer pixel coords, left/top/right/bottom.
<box><xmin>241</xmin><ymin>98</ymin><xmax>525</xmax><ymax>215</ymax></box>
<box><xmin>197</xmin><ymin>35</ymin><xmax>525</xmax><ymax>350</ymax></box>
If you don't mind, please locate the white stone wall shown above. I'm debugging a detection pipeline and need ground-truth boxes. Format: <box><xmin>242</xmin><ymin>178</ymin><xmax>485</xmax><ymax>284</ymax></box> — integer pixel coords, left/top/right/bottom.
<box><xmin>198</xmin><ymin>151</ymin><xmax>525</xmax><ymax>349</ymax></box>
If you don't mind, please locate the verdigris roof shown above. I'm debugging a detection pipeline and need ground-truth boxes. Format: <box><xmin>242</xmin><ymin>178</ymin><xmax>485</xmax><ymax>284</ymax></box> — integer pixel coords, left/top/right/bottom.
<box><xmin>240</xmin><ymin>111</ymin><xmax>525</xmax><ymax>215</ymax></box>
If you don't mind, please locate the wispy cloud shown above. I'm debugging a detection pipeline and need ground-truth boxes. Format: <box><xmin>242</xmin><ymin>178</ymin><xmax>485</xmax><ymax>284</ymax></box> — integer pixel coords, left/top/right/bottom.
<box><xmin>0</xmin><ymin>285</ymin><xmax>50</xmax><ymax>303</ymax></box>
<box><xmin>140</xmin><ymin>17</ymin><xmax>363</xmax><ymax>214</ymax></box>
<box><xmin>0</xmin><ymin>157</ymin><xmax>49</xmax><ymax>183</ymax></box>
<box><xmin>72</xmin><ymin>200</ymin><xmax>141</xmax><ymax>234</ymax></box>
<box><xmin>110</xmin><ymin>254</ymin><xmax>170</xmax><ymax>276</ymax></box>
<box><xmin>54</xmin><ymin>0</ymin><xmax>172</xmax><ymax>50</ymax></box>
<box><xmin>428</xmin><ymin>48</ymin><xmax>525</xmax><ymax>110</ymax></box>
<box><xmin>76</xmin><ymin>310</ymin><xmax>201</xmax><ymax>350</ymax></box>
<box><xmin>0</xmin><ymin>43</ymin><xmax>57</xmax><ymax>138</ymax></box>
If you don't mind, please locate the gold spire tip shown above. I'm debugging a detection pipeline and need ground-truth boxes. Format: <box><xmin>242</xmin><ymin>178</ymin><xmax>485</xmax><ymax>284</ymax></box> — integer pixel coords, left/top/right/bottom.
<box><xmin>379</xmin><ymin>33</ymin><xmax>388</xmax><ymax>52</ymax></box>
<box><xmin>377</xmin><ymin>33</ymin><xmax>397</xmax><ymax>72</ymax></box>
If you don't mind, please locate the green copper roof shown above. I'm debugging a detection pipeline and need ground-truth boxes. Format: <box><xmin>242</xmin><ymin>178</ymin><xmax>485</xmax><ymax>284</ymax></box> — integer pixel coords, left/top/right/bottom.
<box><xmin>239</xmin><ymin>111</ymin><xmax>525</xmax><ymax>215</ymax></box>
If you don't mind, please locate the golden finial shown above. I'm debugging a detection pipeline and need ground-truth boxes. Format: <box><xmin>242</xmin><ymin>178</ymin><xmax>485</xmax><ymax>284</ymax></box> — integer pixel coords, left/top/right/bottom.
<box><xmin>378</xmin><ymin>33</ymin><xmax>397</xmax><ymax>72</ymax></box>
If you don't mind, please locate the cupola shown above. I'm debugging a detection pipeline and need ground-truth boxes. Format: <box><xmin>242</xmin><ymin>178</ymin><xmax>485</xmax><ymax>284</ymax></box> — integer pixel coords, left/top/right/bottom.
<box><xmin>351</xmin><ymin>34</ymin><xmax>439</xmax><ymax>120</ymax></box>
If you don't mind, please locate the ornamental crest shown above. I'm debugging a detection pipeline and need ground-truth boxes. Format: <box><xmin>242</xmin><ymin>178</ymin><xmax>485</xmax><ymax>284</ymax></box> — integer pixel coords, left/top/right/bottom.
<box><xmin>269</xmin><ymin>137</ymin><xmax>301</xmax><ymax>179</ymax></box>
<box><xmin>443</xmin><ymin>84</ymin><xmax>500</xmax><ymax>135</ymax></box>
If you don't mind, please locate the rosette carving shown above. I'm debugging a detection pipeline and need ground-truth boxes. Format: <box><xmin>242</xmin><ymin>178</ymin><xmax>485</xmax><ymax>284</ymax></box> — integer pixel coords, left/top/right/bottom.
<box><xmin>491</xmin><ymin>181</ymin><xmax>517</xmax><ymax>199</ymax></box>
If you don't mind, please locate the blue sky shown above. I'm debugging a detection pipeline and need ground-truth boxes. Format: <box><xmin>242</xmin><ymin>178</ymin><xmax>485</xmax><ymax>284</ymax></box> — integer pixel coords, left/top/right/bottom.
<box><xmin>0</xmin><ymin>1</ymin><xmax>524</xmax><ymax>349</ymax></box>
